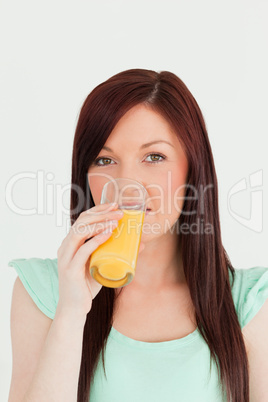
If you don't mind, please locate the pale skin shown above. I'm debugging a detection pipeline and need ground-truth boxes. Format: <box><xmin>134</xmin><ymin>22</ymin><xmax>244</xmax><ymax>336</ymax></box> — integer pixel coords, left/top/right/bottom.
<box><xmin>87</xmin><ymin>105</ymin><xmax>266</xmax><ymax>398</ymax></box>
<box><xmin>8</xmin><ymin>105</ymin><xmax>263</xmax><ymax>401</ymax></box>
<box><xmin>87</xmin><ymin>104</ymin><xmax>189</xmax><ymax>294</ymax></box>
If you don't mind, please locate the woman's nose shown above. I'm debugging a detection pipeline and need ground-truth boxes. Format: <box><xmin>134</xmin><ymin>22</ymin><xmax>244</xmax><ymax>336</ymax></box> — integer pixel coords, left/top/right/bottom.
<box><xmin>117</xmin><ymin>176</ymin><xmax>147</xmax><ymax>190</ymax></box>
<box><xmin>116</xmin><ymin>176</ymin><xmax>149</xmax><ymax>203</ymax></box>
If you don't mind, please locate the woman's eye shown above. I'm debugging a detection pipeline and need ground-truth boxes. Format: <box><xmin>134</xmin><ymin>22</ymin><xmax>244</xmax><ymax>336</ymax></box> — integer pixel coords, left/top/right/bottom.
<box><xmin>145</xmin><ymin>153</ymin><xmax>165</xmax><ymax>163</ymax></box>
<box><xmin>93</xmin><ymin>153</ymin><xmax>166</xmax><ymax>166</ymax></box>
<box><xmin>94</xmin><ymin>157</ymin><xmax>115</xmax><ymax>166</ymax></box>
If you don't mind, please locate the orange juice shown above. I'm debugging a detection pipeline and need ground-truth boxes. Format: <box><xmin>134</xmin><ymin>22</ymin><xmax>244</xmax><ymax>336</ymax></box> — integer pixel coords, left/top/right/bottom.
<box><xmin>89</xmin><ymin>209</ymin><xmax>145</xmax><ymax>288</ymax></box>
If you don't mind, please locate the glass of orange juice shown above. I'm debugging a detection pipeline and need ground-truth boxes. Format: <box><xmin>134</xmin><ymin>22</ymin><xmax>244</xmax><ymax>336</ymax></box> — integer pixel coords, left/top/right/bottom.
<box><xmin>89</xmin><ymin>178</ymin><xmax>148</xmax><ymax>288</ymax></box>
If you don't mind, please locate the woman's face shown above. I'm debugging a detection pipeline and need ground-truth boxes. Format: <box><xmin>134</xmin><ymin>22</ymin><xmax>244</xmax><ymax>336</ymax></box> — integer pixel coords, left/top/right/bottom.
<box><xmin>87</xmin><ymin>104</ymin><xmax>189</xmax><ymax>241</ymax></box>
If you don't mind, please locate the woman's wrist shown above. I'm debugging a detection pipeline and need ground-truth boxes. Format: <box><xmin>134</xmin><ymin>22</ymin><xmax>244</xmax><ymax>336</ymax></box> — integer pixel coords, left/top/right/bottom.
<box><xmin>54</xmin><ymin>306</ymin><xmax>88</xmax><ymax>329</ymax></box>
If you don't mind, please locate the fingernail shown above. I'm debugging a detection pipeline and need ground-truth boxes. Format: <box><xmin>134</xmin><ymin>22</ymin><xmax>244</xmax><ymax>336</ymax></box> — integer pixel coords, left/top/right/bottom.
<box><xmin>113</xmin><ymin>210</ymin><xmax>124</xmax><ymax>215</ymax></box>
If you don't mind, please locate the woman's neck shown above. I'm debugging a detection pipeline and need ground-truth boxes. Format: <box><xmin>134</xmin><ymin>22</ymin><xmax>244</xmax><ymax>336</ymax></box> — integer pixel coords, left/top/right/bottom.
<box><xmin>125</xmin><ymin>232</ymin><xmax>185</xmax><ymax>292</ymax></box>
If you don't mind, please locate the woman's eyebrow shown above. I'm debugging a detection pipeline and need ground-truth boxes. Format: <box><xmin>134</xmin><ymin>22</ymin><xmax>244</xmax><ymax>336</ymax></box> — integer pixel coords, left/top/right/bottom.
<box><xmin>102</xmin><ymin>140</ymin><xmax>174</xmax><ymax>152</ymax></box>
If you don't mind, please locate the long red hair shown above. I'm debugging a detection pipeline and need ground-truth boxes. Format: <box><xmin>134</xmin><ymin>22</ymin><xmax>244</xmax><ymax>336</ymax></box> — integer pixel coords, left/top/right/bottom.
<box><xmin>70</xmin><ymin>68</ymin><xmax>249</xmax><ymax>402</ymax></box>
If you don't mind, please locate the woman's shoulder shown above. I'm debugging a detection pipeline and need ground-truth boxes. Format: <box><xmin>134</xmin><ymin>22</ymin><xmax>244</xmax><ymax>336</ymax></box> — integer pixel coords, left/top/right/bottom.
<box><xmin>8</xmin><ymin>257</ymin><xmax>59</xmax><ymax>319</ymax></box>
<box><xmin>229</xmin><ymin>266</ymin><xmax>268</xmax><ymax>329</ymax></box>
<box><xmin>8</xmin><ymin>259</ymin><xmax>268</xmax><ymax>330</ymax></box>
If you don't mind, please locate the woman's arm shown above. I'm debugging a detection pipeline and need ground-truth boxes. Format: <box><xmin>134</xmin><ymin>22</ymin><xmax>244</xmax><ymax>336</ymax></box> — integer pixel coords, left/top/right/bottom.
<box><xmin>242</xmin><ymin>298</ymin><xmax>268</xmax><ymax>402</ymax></box>
<box><xmin>9</xmin><ymin>277</ymin><xmax>86</xmax><ymax>402</ymax></box>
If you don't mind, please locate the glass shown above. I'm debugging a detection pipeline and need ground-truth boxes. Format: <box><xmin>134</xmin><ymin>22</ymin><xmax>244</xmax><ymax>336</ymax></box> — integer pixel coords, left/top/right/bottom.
<box><xmin>89</xmin><ymin>178</ymin><xmax>148</xmax><ymax>288</ymax></box>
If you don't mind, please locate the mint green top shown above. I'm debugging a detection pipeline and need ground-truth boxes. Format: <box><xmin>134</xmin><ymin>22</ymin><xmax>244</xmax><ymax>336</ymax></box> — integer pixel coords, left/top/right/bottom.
<box><xmin>8</xmin><ymin>258</ymin><xmax>268</xmax><ymax>402</ymax></box>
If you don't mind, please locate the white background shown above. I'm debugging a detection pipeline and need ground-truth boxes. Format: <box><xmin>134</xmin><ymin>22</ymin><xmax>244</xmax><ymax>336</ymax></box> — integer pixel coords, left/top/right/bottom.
<box><xmin>1</xmin><ymin>0</ymin><xmax>268</xmax><ymax>400</ymax></box>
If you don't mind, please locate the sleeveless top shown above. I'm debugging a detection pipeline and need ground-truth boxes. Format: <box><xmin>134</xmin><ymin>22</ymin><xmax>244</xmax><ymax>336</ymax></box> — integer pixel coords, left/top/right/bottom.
<box><xmin>8</xmin><ymin>257</ymin><xmax>268</xmax><ymax>402</ymax></box>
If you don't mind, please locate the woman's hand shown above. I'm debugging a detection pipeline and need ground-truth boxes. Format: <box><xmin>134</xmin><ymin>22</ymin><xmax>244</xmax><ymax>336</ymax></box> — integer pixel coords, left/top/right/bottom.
<box><xmin>56</xmin><ymin>202</ymin><xmax>125</xmax><ymax>320</ymax></box>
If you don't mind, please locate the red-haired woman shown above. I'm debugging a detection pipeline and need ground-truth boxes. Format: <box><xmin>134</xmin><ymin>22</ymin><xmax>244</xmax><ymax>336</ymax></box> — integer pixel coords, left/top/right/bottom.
<box><xmin>8</xmin><ymin>69</ymin><xmax>268</xmax><ymax>402</ymax></box>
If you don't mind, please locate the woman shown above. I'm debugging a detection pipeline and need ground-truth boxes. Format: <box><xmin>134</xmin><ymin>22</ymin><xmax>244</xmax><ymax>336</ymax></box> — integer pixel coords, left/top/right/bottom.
<box><xmin>8</xmin><ymin>69</ymin><xmax>268</xmax><ymax>402</ymax></box>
